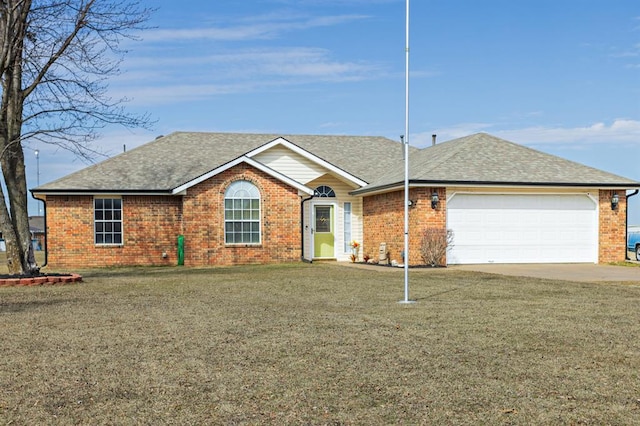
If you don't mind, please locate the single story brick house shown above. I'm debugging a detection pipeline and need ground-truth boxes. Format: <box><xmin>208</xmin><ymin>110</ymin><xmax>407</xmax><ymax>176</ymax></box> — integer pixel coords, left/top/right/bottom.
<box><xmin>31</xmin><ymin>132</ymin><xmax>639</xmax><ymax>268</ymax></box>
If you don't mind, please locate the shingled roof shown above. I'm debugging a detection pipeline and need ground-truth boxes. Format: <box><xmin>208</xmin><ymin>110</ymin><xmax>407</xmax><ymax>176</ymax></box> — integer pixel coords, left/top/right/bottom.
<box><xmin>34</xmin><ymin>131</ymin><xmax>638</xmax><ymax>195</ymax></box>
<box><xmin>34</xmin><ymin>132</ymin><xmax>411</xmax><ymax>193</ymax></box>
<box><xmin>353</xmin><ymin>133</ymin><xmax>639</xmax><ymax>194</ymax></box>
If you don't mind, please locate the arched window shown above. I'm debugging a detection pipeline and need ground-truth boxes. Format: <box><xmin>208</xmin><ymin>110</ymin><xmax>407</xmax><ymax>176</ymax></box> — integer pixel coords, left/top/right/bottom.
<box><xmin>224</xmin><ymin>180</ymin><xmax>260</xmax><ymax>244</ymax></box>
<box><xmin>315</xmin><ymin>185</ymin><xmax>336</xmax><ymax>197</ymax></box>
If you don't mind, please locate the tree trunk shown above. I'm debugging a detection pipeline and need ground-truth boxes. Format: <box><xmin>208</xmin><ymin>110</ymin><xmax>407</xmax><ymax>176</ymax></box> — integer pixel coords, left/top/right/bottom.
<box><xmin>0</xmin><ymin>192</ymin><xmax>24</xmax><ymax>274</ymax></box>
<box><xmin>0</xmin><ymin>100</ymin><xmax>34</xmax><ymax>274</ymax></box>
<box><xmin>0</xmin><ymin>0</ymin><xmax>35</xmax><ymax>275</ymax></box>
<box><xmin>1</xmin><ymin>139</ymin><xmax>34</xmax><ymax>275</ymax></box>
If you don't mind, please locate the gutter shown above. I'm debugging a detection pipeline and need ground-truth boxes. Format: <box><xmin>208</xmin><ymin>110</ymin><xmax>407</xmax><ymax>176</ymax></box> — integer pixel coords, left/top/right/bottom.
<box><xmin>351</xmin><ymin>180</ymin><xmax>639</xmax><ymax>196</ymax></box>
<box><xmin>33</xmin><ymin>189</ymin><xmax>174</xmax><ymax>196</ymax></box>
<box><xmin>626</xmin><ymin>189</ymin><xmax>639</xmax><ymax>260</ymax></box>
<box><xmin>300</xmin><ymin>193</ymin><xmax>315</xmax><ymax>263</ymax></box>
<box><xmin>30</xmin><ymin>194</ymin><xmax>48</xmax><ymax>268</ymax></box>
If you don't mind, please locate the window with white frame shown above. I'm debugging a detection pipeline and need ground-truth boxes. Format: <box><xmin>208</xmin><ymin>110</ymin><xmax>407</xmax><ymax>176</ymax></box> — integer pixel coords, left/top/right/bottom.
<box><xmin>224</xmin><ymin>180</ymin><xmax>261</xmax><ymax>244</ymax></box>
<box><xmin>343</xmin><ymin>202</ymin><xmax>352</xmax><ymax>252</ymax></box>
<box><xmin>94</xmin><ymin>198</ymin><xmax>122</xmax><ymax>245</ymax></box>
<box><xmin>315</xmin><ymin>185</ymin><xmax>336</xmax><ymax>197</ymax></box>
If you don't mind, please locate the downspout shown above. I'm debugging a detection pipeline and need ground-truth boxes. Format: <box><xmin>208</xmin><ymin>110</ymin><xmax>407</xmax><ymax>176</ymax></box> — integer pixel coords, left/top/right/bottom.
<box><xmin>301</xmin><ymin>193</ymin><xmax>315</xmax><ymax>263</ymax></box>
<box><xmin>31</xmin><ymin>194</ymin><xmax>47</xmax><ymax>268</ymax></box>
<box><xmin>626</xmin><ymin>189</ymin><xmax>639</xmax><ymax>260</ymax></box>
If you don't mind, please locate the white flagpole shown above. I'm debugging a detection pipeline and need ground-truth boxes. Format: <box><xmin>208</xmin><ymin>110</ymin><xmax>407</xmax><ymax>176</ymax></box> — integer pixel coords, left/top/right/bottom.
<box><xmin>400</xmin><ymin>0</ymin><xmax>414</xmax><ymax>304</ymax></box>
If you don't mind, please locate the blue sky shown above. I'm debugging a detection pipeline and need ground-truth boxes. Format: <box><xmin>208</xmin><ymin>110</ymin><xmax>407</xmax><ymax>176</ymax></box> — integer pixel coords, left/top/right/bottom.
<box><xmin>27</xmin><ymin>0</ymin><xmax>640</xmax><ymax>223</ymax></box>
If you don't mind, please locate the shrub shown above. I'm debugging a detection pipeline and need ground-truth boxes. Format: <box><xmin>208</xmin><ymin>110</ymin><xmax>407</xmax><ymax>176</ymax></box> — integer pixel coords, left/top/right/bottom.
<box><xmin>420</xmin><ymin>228</ymin><xmax>454</xmax><ymax>266</ymax></box>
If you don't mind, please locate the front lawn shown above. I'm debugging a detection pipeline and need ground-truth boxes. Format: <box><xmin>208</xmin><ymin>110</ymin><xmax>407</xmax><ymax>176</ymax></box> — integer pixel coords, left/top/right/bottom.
<box><xmin>1</xmin><ymin>263</ymin><xmax>639</xmax><ymax>424</ymax></box>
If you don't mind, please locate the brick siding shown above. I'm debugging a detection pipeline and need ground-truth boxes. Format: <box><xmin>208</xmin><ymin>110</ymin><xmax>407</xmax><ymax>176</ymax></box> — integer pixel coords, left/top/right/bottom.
<box><xmin>42</xmin><ymin>183</ymin><xmax>629</xmax><ymax>268</ymax></box>
<box><xmin>44</xmin><ymin>163</ymin><xmax>301</xmax><ymax>269</ymax></box>
<box><xmin>181</xmin><ymin>163</ymin><xmax>301</xmax><ymax>266</ymax></box>
<box><xmin>45</xmin><ymin>195</ymin><xmax>182</xmax><ymax>268</ymax></box>
<box><xmin>598</xmin><ymin>189</ymin><xmax>627</xmax><ymax>263</ymax></box>
<box><xmin>363</xmin><ymin>188</ymin><xmax>446</xmax><ymax>265</ymax></box>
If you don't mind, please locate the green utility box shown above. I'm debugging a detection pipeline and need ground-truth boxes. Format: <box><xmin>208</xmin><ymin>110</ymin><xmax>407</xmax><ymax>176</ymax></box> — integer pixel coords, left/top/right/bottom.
<box><xmin>177</xmin><ymin>235</ymin><xmax>184</xmax><ymax>266</ymax></box>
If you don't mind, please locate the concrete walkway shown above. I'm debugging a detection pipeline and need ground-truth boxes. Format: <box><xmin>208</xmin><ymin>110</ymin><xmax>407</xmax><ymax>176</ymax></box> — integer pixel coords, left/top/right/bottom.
<box><xmin>449</xmin><ymin>263</ymin><xmax>640</xmax><ymax>283</ymax></box>
<box><xmin>340</xmin><ymin>261</ymin><xmax>640</xmax><ymax>283</ymax></box>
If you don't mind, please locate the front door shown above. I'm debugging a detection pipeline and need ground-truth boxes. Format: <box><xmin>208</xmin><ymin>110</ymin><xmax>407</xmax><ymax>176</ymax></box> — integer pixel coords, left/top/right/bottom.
<box><xmin>314</xmin><ymin>205</ymin><xmax>334</xmax><ymax>258</ymax></box>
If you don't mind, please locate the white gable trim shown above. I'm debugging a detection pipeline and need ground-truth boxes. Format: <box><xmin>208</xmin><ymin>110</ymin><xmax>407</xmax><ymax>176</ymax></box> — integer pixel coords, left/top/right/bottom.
<box><xmin>247</xmin><ymin>137</ymin><xmax>368</xmax><ymax>187</ymax></box>
<box><xmin>171</xmin><ymin>156</ymin><xmax>314</xmax><ymax>195</ymax></box>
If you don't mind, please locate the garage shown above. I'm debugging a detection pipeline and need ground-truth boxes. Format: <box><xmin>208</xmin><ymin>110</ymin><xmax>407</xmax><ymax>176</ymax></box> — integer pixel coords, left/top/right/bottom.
<box><xmin>447</xmin><ymin>193</ymin><xmax>598</xmax><ymax>264</ymax></box>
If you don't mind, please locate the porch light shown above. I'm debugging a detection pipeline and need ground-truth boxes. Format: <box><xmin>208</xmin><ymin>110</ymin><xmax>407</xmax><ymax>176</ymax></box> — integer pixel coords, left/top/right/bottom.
<box><xmin>431</xmin><ymin>191</ymin><xmax>439</xmax><ymax>209</ymax></box>
<box><xmin>611</xmin><ymin>193</ymin><xmax>619</xmax><ymax>210</ymax></box>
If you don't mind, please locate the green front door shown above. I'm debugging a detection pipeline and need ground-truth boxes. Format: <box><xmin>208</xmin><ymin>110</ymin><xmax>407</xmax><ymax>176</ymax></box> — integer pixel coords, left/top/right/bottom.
<box><xmin>314</xmin><ymin>205</ymin><xmax>334</xmax><ymax>258</ymax></box>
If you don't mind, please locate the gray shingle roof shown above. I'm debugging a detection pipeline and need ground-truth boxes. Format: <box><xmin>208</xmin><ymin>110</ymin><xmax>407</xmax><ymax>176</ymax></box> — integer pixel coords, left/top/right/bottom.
<box><xmin>34</xmin><ymin>131</ymin><xmax>638</xmax><ymax>194</ymax></box>
<box><xmin>354</xmin><ymin>133</ymin><xmax>638</xmax><ymax>193</ymax></box>
<box><xmin>34</xmin><ymin>132</ymin><xmax>410</xmax><ymax>192</ymax></box>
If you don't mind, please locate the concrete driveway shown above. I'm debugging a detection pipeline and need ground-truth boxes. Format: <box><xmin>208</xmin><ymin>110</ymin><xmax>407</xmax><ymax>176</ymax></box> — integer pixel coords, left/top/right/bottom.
<box><xmin>450</xmin><ymin>263</ymin><xmax>640</xmax><ymax>283</ymax></box>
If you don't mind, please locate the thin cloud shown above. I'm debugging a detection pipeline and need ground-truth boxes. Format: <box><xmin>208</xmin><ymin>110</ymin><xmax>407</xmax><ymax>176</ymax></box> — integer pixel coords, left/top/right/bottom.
<box><xmin>609</xmin><ymin>43</ymin><xmax>640</xmax><ymax>58</ymax></box>
<box><xmin>495</xmin><ymin>119</ymin><xmax>640</xmax><ymax>146</ymax></box>
<box><xmin>610</xmin><ymin>50</ymin><xmax>638</xmax><ymax>58</ymax></box>
<box><xmin>142</xmin><ymin>13</ymin><xmax>368</xmax><ymax>42</ymax></box>
<box><xmin>413</xmin><ymin>120</ymin><xmax>640</xmax><ymax>148</ymax></box>
<box><xmin>271</xmin><ymin>0</ymin><xmax>397</xmax><ymax>5</ymax></box>
<box><xmin>143</xmin><ymin>26</ymin><xmax>273</xmax><ymax>42</ymax></box>
<box><xmin>111</xmin><ymin>83</ymin><xmax>256</xmax><ymax>105</ymax></box>
<box><xmin>211</xmin><ymin>48</ymin><xmax>380</xmax><ymax>79</ymax></box>
<box><xmin>113</xmin><ymin>48</ymin><xmax>386</xmax><ymax>104</ymax></box>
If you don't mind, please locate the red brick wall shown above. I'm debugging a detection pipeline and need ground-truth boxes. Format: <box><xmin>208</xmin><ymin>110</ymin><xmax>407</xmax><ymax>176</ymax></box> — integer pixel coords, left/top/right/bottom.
<box><xmin>598</xmin><ymin>189</ymin><xmax>627</xmax><ymax>263</ymax></box>
<box><xmin>181</xmin><ymin>163</ymin><xmax>301</xmax><ymax>266</ymax></box>
<box><xmin>44</xmin><ymin>184</ymin><xmax>626</xmax><ymax>268</ymax></box>
<box><xmin>43</xmin><ymin>164</ymin><xmax>302</xmax><ymax>269</ymax></box>
<box><xmin>363</xmin><ymin>188</ymin><xmax>446</xmax><ymax>265</ymax></box>
<box><xmin>45</xmin><ymin>195</ymin><xmax>183</xmax><ymax>268</ymax></box>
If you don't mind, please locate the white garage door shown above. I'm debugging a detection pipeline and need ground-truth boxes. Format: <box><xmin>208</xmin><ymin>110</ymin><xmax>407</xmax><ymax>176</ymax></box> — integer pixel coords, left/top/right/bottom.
<box><xmin>447</xmin><ymin>194</ymin><xmax>598</xmax><ymax>264</ymax></box>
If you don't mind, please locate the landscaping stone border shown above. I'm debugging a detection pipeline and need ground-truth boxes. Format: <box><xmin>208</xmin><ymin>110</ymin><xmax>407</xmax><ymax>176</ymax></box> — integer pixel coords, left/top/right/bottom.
<box><xmin>0</xmin><ymin>274</ymin><xmax>83</xmax><ymax>287</ymax></box>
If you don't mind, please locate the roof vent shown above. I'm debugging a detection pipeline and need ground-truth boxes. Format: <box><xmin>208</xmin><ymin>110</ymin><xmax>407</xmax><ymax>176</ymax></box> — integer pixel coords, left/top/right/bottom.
<box><xmin>432</xmin><ymin>134</ymin><xmax>437</xmax><ymax>146</ymax></box>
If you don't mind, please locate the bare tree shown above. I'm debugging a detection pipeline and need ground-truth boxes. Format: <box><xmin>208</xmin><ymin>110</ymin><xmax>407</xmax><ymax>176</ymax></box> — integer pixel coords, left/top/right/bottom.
<box><xmin>0</xmin><ymin>0</ymin><xmax>153</xmax><ymax>274</ymax></box>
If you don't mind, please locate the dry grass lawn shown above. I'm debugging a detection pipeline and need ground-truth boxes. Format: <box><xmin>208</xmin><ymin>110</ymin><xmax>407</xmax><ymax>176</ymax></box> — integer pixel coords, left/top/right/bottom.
<box><xmin>0</xmin><ymin>251</ymin><xmax>46</xmax><ymax>275</ymax></box>
<box><xmin>1</xmin><ymin>263</ymin><xmax>640</xmax><ymax>424</ymax></box>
